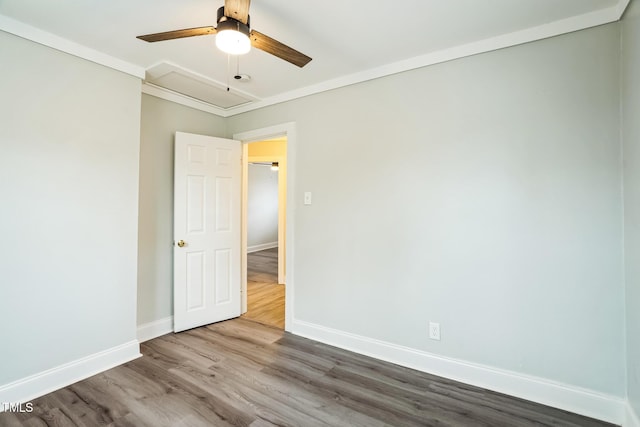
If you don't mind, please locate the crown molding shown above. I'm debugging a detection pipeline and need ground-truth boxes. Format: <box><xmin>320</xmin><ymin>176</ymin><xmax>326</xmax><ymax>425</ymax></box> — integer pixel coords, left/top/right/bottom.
<box><xmin>0</xmin><ymin>14</ymin><xmax>144</xmax><ymax>79</ymax></box>
<box><xmin>2</xmin><ymin>0</ymin><xmax>630</xmax><ymax>118</ymax></box>
<box><xmin>223</xmin><ymin>1</ymin><xmax>629</xmax><ymax>117</ymax></box>
<box><xmin>617</xmin><ymin>0</ymin><xmax>632</xmax><ymax>17</ymax></box>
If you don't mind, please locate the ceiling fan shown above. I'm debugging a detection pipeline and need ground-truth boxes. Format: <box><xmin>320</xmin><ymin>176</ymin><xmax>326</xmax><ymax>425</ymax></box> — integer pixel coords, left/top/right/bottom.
<box><xmin>136</xmin><ymin>0</ymin><xmax>312</xmax><ymax>68</ymax></box>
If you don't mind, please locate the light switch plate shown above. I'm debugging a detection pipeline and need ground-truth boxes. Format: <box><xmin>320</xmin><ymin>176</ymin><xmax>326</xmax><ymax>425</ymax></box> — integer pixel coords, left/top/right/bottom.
<box><xmin>304</xmin><ymin>192</ymin><xmax>312</xmax><ymax>205</ymax></box>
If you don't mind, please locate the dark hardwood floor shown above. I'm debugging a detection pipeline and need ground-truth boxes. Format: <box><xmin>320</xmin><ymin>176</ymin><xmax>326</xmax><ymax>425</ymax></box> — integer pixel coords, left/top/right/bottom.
<box><xmin>0</xmin><ymin>318</ymin><xmax>614</xmax><ymax>427</ymax></box>
<box><xmin>242</xmin><ymin>248</ymin><xmax>284</xmax><ymax>329</ymax></box>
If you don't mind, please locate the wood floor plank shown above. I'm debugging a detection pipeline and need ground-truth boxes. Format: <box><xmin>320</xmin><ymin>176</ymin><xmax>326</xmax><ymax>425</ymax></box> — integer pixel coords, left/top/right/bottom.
<box><xmin>106</xmin><ymin>412</ymin><xmax>153</xmax><ymax>427</ymax></box>
<box><xmin>0</xmin><ymin>413</ymin><xmax>24</xmax><ymax>427</ymax></box>
<box><xmin>172</xmin><ymin>364</ymin><xmax>329</xmax><ymax>427</ymax></box>
<box><xmin>0</xmin><ymin>317</ymin><xmax>617</xmax><ymax>427</ymax></box>
<box><xmin>243</xmin><ymin>248</ymin><xmax>285</xmax><ymax>329</ymax></box>
<box><xmin>124</xmin><ymin>360</ymin><xmax>253</xmax><ymax>426</ymax></box>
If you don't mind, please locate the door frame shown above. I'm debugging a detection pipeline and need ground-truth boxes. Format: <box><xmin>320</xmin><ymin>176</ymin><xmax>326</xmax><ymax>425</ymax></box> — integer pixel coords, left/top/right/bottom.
<box><xmin>234</xmin><ymin>122</ymin><xmax>296</xmax><ymax>332</ymax></box>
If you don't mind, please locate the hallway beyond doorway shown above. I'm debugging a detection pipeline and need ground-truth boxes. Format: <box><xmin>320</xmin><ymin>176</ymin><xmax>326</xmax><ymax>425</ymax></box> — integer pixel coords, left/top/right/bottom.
<box><xmin>242</xmin><ymin>248</ymin><xmax>284</xmax><ymax>329</ymax></box>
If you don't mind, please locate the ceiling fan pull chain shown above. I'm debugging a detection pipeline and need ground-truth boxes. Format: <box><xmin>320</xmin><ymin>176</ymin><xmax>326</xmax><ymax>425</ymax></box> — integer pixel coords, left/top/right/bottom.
<box><xmin>226</xmin><ymin>53</ymin><xmax>231</xmax><ymax>92</ymax></box>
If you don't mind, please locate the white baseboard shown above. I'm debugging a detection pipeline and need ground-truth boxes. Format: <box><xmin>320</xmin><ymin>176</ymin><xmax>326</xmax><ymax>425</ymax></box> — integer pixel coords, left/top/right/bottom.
<box><xmin>627</xmin><ymin>403</ymin><xmax>640</xmax><ymax>427</ymax></box>
<box><xmin>137</xmin><ymin>316</ymin><xmax>174</xmax><ymax>343</ymax></box>
<box><xmin>291</xmin><ymin>319</ymin><xmax>625</xmax><ymax>425</ymax></box>
<box><xmin>0</xmin><ymin>340</ymin><xmax>140</xmax><ymax>409</ymax></box>
<box><xmin>247</xmin><ymin>242</ymin><xmax>278</xmax><ymax>253</ymax></box>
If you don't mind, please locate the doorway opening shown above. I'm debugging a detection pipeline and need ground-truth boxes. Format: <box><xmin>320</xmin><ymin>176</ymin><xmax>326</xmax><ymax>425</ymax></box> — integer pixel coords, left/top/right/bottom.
<box><xmin>241</xmin><ymin>137</ymin><xmax>287</xmax><ymax>329</ymax></box>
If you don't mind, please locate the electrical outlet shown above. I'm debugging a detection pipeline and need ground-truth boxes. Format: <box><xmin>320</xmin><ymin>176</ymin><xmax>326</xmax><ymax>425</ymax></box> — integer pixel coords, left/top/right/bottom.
<box><xmin>429</xmin><ymin>322</ymin><xmax>441</xmax><ymax>341</ymax></box>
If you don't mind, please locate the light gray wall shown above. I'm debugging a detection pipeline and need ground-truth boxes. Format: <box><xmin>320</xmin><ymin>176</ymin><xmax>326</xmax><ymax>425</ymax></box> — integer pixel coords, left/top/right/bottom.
<box><xmin>227</xmin><ymin>23</ymin><xmax>625</xmax><ymax>395</ymax></box>
<box><xmin>137</xmin><ymin>94</ymin><xmax>226</xmax><ymax>325</ymax></box>
<box><xmin>0</xmin><ymin>32</ymin><xmax>141</xmax><ymax>384</ymax></box>
<box><xmin>623</xmin><ymin>0</ymin><xmax>640</xmax><ymax>416</ymax></box>
<box><xmin>247</xmin><ymin>164</ymin><xmax>279</xmax><ymax>249</ymax></box>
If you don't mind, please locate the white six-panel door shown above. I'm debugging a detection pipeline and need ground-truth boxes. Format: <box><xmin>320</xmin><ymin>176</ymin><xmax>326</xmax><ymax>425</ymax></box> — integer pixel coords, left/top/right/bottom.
<box><xmin>173</xmin><ymin>132</ymin><xmax>241</xmax><ymax>332</ymax></box>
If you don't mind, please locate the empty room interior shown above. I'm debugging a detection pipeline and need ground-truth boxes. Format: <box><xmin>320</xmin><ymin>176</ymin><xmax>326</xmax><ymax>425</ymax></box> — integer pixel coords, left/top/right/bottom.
<box><xmin>0</xmin><ymin>0</ymin><xmax>639</xmax><ymax>425</ymax></box>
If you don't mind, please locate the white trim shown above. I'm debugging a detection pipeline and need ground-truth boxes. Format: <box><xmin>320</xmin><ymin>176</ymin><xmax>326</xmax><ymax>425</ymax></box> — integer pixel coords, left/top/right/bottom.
<box><xmin>627</xmin><ymin>403</ymin><xmax>640</xmax><ymax>427</ymax></box>
<box><xmin>618</xmin><ymin>0</ymin><xmax>632</xmax><ymax>17</ymax></box>
<box><xmin>144</xmin><ymin>61</ymin><xmax>258</xmax><ymax>105</ymax></box>
<box><xmin>0</xmin><ymin>340</ymin><xmax>140</xmax><ymax>409</ymax></box>
<box><xmin>0</xmin><ymin>15</ymin><xmax>144</xmax><ymax>79</ymax></box>
<box><xmin>620</xmin><ymin>0</ymin><xmax>637</xmax><ymax>425</ymax></box>
<box><xmin>142</xmin><ymin>83</ymin><xmax>232</xmax><ymax>116</ymax></box>
<box><xmin>218</xmin><ymin>3</ymin><xmax>626</xmax><ymax>117</ymax></box>
<box><xmin>137</xmin><ymin>316</ymin><xmax>174</xmax><ymax>343</ymax></box>
<box><xmin>291</xmin><ymin>319</ymin><xmax>626</xmax><ymax>425</ymax></box>
<box><xmin>1</xmin><ymin>1</ymin><xmax>631</xmax><ymax>117</ymax></box>
<box><xmin>247</xmin><ymin>242</ymin><xmax>278</xmax><ymax>253</ymax></box>
<box><xmin>241</xmin><ymin>143</ymin><xmax>249</xmax><ymax>314</ymax></box>
<box><xmin>234</xmin><ymin>123</ymin><xmax>297</xmax><ymax>332</ymax></box>
<box><xmin>234</xmin><ymin>123</ymin><xmax>296</xmax><ymax>143</ymax></box>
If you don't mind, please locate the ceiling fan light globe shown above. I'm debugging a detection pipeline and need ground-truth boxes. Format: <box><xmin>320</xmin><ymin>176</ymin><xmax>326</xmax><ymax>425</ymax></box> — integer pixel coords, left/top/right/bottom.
<box><xmin>216</xmin><ymin>28</ymin><xmax>251</xmax><ymax>55</ymax></box>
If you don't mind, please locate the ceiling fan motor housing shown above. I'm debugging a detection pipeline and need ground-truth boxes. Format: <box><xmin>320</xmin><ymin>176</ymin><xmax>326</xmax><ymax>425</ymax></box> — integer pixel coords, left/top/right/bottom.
<box><xmin>217</xmin><ymin>6</ymin><xmax>250</xmax><ymax>36</ymax></box>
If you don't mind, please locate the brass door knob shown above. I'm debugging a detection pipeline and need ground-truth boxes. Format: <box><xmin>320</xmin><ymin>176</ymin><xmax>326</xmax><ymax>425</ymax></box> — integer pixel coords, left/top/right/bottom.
<box><xmin>177</xmin><ymin>240</ymin><xmax>186</xmax><ymax>248</ymax></box>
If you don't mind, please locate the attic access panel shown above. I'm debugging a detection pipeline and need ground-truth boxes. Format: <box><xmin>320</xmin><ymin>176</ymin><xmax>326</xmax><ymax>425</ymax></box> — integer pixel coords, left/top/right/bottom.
<box><xmin>145</xmin><ymin>62</ymin><xmax>256</xmax><ymax>109</ymax></box>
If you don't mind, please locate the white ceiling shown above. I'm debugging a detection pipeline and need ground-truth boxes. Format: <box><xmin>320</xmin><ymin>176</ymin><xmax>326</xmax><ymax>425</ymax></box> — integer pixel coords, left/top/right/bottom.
<box><xmin>0</xmin><ymin>0</ymin><xmax>629</xmax><ymax>115</ymax></box>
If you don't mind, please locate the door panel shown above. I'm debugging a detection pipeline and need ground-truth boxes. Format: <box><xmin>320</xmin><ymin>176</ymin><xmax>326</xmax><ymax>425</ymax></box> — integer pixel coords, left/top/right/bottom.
<box><xmin>174</xmin><ymin>132</ymin><xmax>241</xmax><ymax>332</ymax></box>
<box><xmin>214</xmin><ymin>249</ymin><xmax>232</xmax><ymax>303</ymax></box>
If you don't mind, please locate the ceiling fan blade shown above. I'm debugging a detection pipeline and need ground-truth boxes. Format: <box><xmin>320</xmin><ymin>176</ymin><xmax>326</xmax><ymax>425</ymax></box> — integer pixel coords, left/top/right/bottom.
<box><xmin>250</xmin><ymin>30</ymin><xmax>312</xmax><ymax>68</ymax></box>
<box><xmin>224</xmin><ymin>0</ymin><xmax>251</xmax><ymax>25</ymax></box>
<box><xmin>137</xmin><ymin>26</ymin><xmax>217</xmax><ymax>43</ymax></box>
